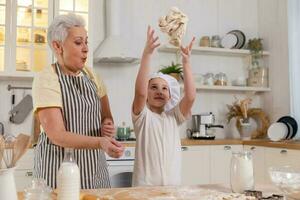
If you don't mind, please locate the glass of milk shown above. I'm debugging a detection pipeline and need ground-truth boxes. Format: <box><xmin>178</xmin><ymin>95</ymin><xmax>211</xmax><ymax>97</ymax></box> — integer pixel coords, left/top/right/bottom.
<box><xmin>230</xmin><ymin>151</ymin><xmax>254</xmax><ymax>193</ymax></box>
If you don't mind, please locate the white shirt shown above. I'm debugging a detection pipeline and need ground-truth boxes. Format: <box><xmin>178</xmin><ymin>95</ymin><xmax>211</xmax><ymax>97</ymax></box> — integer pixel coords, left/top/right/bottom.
<box><xmin>132</xmin><ymin>104</ymin><xmax>186</xmax><ymax>186</ymax></box>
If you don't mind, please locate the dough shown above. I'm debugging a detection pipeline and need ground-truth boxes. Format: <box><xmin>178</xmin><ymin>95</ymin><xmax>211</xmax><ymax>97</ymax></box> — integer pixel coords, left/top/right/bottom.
<box><xmin>159</xmin><ymin>7</ymin><xmax>188</xmax><ymax>47</ymax></box>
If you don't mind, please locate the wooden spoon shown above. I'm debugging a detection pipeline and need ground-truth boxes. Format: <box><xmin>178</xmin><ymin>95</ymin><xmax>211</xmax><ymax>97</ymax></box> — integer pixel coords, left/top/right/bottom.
<box><xmin>12</xmin><ymin>134</ymin><xmax>31</xmax><ymax>167</ymax></box>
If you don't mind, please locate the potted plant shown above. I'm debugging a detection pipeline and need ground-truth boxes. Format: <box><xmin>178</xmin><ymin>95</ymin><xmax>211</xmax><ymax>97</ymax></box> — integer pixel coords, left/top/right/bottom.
<box><xmin>246</xmin><ymin>38</ymin><xmax>268</xmax><ymax>87</ymax></box>
<box><xmin>159</xmin><ymin>61</ymin><xmax>183</xmax><ymax>80</ymax></box>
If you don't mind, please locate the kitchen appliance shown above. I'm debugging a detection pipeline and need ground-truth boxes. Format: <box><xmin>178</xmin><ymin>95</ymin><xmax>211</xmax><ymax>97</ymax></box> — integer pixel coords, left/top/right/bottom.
<box><xmin>106</xmin><ymin>147</ymin><xmax>135</xmax><ymax>188</ymax></box>
<box><xmin>187</xmin><ymin>113</ymin><xmax>224</xmax><ymax>140</ymax></box>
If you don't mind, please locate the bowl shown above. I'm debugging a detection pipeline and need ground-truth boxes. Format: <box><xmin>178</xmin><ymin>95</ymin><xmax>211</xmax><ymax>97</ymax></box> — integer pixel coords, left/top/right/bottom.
<box><xmin>269</xmin><ymin>166</ymin><xmax>300</xmax><ymax>199</ymax></box>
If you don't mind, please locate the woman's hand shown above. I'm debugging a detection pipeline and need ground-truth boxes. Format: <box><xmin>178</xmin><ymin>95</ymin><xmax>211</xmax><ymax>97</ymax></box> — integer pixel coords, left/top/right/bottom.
<box><xmin>143</xmin><ymin>26</ymin><xmax>160</xmax><ymax>55</ymax></box>
<box><xmin>180</xmin><ymin>37</ymin><xmax>195</xmax><ymax>64</ymax></box>
<box><xmin>99</xmin><ymin>137</ymin><xmax>124</xmax><ymax>158</ymax></box>
<box><xmin>101</xmin><ymin>118</ymin><xmax>115</xmax><ymax>137</ymax></box>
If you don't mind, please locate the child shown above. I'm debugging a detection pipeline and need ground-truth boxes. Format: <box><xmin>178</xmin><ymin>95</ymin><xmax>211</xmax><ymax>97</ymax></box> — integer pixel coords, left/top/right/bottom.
<box><xmin>132</xmin><ymin>26</ymin><xmax>196</xmax><ymax>186</ymax></box>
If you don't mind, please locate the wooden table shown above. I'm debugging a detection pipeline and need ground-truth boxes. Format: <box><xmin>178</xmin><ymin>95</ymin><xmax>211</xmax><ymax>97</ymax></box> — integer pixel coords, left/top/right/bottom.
<box><xmin>18</xmin><ymin>184</ymin><xmax>281</xmax><ymax>200</ymax></box>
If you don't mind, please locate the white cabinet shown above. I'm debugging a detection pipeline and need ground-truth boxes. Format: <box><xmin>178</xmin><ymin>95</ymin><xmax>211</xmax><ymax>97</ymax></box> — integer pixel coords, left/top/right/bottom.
<box><xmin>264</xmin><ymin>147</ymin><xmax>300</xmax><ymax>184</ymax></box>
<box><xmin>210</xmin><ymin>145</ymin><xmax>243</xmax><ymax>187</ymax></box>
<box><xmin>181</xmin><ymin>146</ymin><xmax>210</xmax><ymax>185</ymax></box>
<box><xmin>14</xmin><ymin>149</ymin><xmax>34</xmax><ymax>191</ymax></box>
<box><xmin>243</xmin><ymin>145</ymin><xmax>265</xmax><ymax>184</ymax></box>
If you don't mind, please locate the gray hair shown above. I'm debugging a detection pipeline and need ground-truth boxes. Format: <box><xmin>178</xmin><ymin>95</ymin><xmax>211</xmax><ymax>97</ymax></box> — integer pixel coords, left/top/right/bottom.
<box><xmin>47</xmin><ymin>13</ymin><xmax>86</xmax><ymax>49</ymax></box>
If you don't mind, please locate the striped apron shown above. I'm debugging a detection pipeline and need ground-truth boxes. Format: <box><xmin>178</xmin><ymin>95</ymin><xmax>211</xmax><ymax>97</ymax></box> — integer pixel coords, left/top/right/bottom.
<box><xmin>33</xmin><ymin>63</ymin><xmax>110</xmax><ymax>189</ymax></box>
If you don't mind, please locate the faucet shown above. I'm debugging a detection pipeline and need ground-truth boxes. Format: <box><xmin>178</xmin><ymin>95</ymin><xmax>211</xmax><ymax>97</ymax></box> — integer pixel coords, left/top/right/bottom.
<box><xmin>0</xmin><ymin>122</ymin><xmax>4</xmax><ymax>136</ymax></box>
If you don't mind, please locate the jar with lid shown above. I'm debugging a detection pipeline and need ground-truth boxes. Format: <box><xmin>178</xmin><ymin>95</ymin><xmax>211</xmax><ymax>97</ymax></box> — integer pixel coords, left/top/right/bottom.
<box><xmin>214</xmin><ymin>72</ymin><xmax>228</xmax><ymax>86</ymax></box>
<box><xmin>199</xmin><ymin>36</ymin><xmax>210</xmax><ymax>47</ymax></box>
<box><xmin>211</xmin><ymin>35</ymin><xmax>221</xmax><ymax>48</ymax></box>
<box><xmin>24</xmin><ymin>178</ymin><xmax>52</xmax><ymax>200</ymax></box>
<box><xmin>57</xmin><ymin>148</ymin><xmax>80</xmax><ymax>200</ymax></box>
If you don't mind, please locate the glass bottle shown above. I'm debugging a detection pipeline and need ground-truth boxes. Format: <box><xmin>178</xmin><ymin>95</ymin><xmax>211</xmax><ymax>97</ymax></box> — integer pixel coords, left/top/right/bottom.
<box><xmin>57</xmin><ymin>148</ymin><xmax>80</xmax><ymax>200</ymax></box>
<box><xmin>230</xmin><ymin>151</ymin><xmax>254</xmax><ymax>193</ymax></box>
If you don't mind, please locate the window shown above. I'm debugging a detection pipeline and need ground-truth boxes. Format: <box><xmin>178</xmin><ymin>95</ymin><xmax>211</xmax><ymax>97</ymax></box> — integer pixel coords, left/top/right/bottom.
<box><xmin>0</xmin><ymin>0</ymin><xmax>90</xmax><ymax>77</ymax></box>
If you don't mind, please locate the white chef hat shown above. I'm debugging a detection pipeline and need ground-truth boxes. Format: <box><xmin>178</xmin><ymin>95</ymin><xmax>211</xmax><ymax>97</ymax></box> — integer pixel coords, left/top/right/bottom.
<box><xmin>149</xmin><ymin>72</ymin><xmax>180</xmax><ymax>111</ymax></box>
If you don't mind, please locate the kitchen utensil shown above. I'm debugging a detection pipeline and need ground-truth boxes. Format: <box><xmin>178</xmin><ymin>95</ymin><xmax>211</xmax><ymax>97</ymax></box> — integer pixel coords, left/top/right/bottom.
<box><xmin>9</xmin><ymin>94</ymin><xmax>33</xmax><ymax>124</ymax></box>
<box><xmin>277</xmin><ymin>116</ymin><xmax>298</xmax><ymax>140</ymax></box>
<box><xmin>11</xmin><ymin>134</ymin><xmax>31</xmax><ymax>167</ymax></box>
<box><xmin>3</xmin><ymin>134</ymin><xmax>16</xmax><ymax>168</ymax></box>
<box><xmin>267</xmin><ymin>122</ymin><xmax>288</xmax><ymax>142</ymax></box>
<box><xmin>0</xmin><ymin>167</ymin><xmax>18</xmax><ymax>200</ymax></box>
<box><xmin>269</xmin><ymin>166</ymin><xmax>300</xmax><ymax>199</ymax></box>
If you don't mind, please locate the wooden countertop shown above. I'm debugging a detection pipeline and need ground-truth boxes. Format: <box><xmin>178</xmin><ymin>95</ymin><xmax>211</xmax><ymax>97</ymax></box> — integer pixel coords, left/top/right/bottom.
<box><xmin>123</xmin><ymin>139</ymin><xmax>300</xmax><ymax>150</ymax></box>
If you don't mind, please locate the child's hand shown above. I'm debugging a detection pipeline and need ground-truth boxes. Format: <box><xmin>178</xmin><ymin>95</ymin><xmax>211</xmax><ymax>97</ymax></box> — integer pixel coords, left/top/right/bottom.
<box><xmin>180</xmin><ymin>37</ymin><xmax>195</xmax><ymax>64</ymax></box>
<box><xmin>143</xmin><ymin>26</ymin><xmax>160</xmax><ymax>55</ymax></box>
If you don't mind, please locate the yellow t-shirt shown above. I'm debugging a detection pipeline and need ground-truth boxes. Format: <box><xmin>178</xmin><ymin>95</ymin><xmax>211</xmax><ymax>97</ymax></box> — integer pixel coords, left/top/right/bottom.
<box><xmin>32</xmin><ymin>64</ymin><xmax>107</xmax><ymax>112</ymax></box>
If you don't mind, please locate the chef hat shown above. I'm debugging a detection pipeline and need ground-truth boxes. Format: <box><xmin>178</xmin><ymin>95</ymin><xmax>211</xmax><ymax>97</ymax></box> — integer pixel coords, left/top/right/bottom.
<box><xmin>149</xmin><ymin>72</ymin><xmax>180</xmax><ymax>111</ymax></box>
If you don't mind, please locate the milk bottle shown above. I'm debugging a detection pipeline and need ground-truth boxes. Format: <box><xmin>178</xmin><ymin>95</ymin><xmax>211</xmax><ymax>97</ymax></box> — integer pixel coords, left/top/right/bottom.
<box><xmin>230</xmin><ymin>151</ymin><xmax>254</xmax><ymax>193</ymax></box>
<box><xmin>57</xmin><ymin>148</ymin><xmax>80</xmax><ymax>200</ymax></box>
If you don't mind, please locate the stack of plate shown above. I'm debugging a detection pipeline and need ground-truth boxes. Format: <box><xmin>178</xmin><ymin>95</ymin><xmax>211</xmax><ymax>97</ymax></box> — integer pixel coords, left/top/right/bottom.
<box><xmin>267</xmin><ymin>116</ymin><xmax>298</xmax><ymax>141</ymax></box>
<box><xmin>221</xmin><ymin>30</ymin><xmax>246</xmax><ymax>49</ymax></box>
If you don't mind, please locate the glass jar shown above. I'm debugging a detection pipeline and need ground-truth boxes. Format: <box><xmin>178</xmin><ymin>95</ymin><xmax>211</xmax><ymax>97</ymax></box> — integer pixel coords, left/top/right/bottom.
<box><xmin>24</xmin><ymin>178</ymin><xmax>52</xmax><ymax>200</ymax></box>
<box><xmin>211</xmin><ymin>35</ymin><xmax>221</xmax><ymax>48</ymax></box>
<box><xmin>203</xmin><ymin>73</ymin><xmax>214</xmax><ymax>85</ymax></box>
<box><xmin>214</xmin><ymin>72</ymin><xmax>227</xmax><ymax>86</ymax></box>
<box><xmin>230</xmin><ymin>151</ymin><xmax>254</xmax><ymax>193</ymax></box>
<box><xmin>199</xmin><ymin>36</ymin><xmax>210</xmax><ymax>47</ymax></box>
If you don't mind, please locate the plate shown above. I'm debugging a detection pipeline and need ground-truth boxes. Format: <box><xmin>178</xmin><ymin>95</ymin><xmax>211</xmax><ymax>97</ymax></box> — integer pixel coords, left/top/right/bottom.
<box><xmin>221</xmin><ymin>33</ymin><xmax>238</xmax><ymax>49</ymax></box>
<box><xmin>267</xmin><ymin>122</ymin><xmax>288</xmax><ymax>142</ymax></box>
<box><xmin>228</xmin><ymin>30</ymin><xmax>246</xmax><ymax>49</ymax></box>
<box><xmin>277</xmin><ymin>116</ymin><xmax>298</xmax><ymax>139</ymax></box>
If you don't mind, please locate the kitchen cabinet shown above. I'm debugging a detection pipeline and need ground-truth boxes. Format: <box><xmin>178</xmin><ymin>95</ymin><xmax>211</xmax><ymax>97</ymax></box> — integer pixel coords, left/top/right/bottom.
<box><xmin>210</xmin><ymin>145</ymin><xmax>243</xmax><ymax>187</ymax></box>
<box><xmin>264</xmin><ymin>147</ymin><xmax>300</xmax><ymax>184</ymax></box>
<box><xmin>14</xmin><ymin>149</ymin><xmax>34</xmax><ymax>191</ymax></box>
<box><xmin>181</xmin><ymin>145</ymin><xmax>210</xmax><ymax>185</ymax></box>
<box><xmin>243</xmin><ymin>145</ymin><xmax>265</xmax><ymax>184</ymax></box>
<box><xmin>0</xmin><ymin>0</ymin><xmax>91</xmax><ymax>79</ymax></box>
<box><xmin>159</xmin><ymin>45</ymin><xmax>271</xmax><ymax>93</ymax></box>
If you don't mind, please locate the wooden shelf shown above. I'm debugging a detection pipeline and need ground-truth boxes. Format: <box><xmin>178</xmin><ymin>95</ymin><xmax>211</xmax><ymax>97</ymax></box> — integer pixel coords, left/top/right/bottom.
<box><xmin>0</xmin><ymin>71</ymin><xmax>34</xmax><ymax>80</ymax></box>
<box><xmin>180</xmin><ymin>84</ymin><xmax>271</xmax><ymax>92</ymax></box>
<box><xmin>158</xmin><ymin>44</ymin><xmax>270</xmax><ymax>57</ymax></box>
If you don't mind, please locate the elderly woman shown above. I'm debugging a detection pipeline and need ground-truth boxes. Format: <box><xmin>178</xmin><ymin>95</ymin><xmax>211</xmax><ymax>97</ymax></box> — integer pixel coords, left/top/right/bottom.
<box><xmin>32</xmin><ymin>13</ymin><xmax>124</xmax><ymax>189</ymax></box>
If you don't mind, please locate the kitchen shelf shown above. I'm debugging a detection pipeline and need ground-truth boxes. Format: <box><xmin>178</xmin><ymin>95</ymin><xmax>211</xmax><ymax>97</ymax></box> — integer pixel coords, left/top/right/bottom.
<box><xmin>158</xmin><ymin>44</ymin><xmax>270</xmax><ymax>57</ymax></box>
<box><xmin>0</xmin><ymin>71</ymin><xmax>34</xmax><ymax>80</ymax></box>
<box><xmin>180</xmin><ymin>84</ymin><xmax>271</xmax><ymax>92</ymax></box>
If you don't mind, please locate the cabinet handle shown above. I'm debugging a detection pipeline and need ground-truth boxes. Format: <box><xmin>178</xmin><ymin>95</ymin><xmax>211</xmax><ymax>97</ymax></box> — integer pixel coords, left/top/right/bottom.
<box><xmin>250</xmin><ymin>146</ymin><xmax>256</xmax><ymax>151</ymax></box>
<box><xmin>280</xmin><ymin>149</ymin><xmax>288</xmax><ymax>154</ymax></box>
<box><xmin>181</xmin><ymin>146</ymin><xmax>188</xmax><ymax>151</ymax></box>
<box><xmin>26</xmin><ymin>171</ymin><xmax>33</xmax><ymax>177</ymax></box>
<box><xmin>224</xmin><ymin>146</ymin><xmax>231</xmax><ymax>150</ymax></box>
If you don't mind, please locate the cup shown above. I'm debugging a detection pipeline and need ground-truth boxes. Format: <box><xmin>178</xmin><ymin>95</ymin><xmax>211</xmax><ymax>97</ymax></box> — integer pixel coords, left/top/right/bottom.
<box><xmin>0</xmin><ymin>168</ymin><xmax>18</xmax><ymax>200</ymax></box>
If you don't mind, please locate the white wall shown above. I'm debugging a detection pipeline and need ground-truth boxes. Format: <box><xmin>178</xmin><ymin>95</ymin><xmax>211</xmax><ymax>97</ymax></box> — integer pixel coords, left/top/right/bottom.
<box><xmin>0</xmin><ymin>0</ymin><xmax>291</xmax><ymax>139</ymax></box>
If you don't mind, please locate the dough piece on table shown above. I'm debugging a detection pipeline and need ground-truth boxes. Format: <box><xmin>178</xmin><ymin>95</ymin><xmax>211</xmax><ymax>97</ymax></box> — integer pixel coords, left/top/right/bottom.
<box><xmin>158</xmin><ymin>7</ymin><xmax>188</xmax><ymax>47</ymax></box>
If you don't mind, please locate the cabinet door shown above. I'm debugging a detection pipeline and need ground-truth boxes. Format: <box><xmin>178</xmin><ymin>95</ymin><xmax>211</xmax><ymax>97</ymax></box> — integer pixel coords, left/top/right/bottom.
<box><xmin>14</xmin><ymin>169</ymin><xmax>33</xmax><ymax>191</ymax></box>
<box><xmin>244</xmin><ymin>145</ymin><xmax>265</xmax><ymax>184</ymax></box>
<box><xmin>210</xmin><ymin>145</ymin><xmax>243</xmax><ymax>186</ymax></box>
<box><xmin>181</xmin><ymin>146</ymin><xmax>210</xmax><ymax>185</ymax></box>
<box><xmin>264</xmin><ymin>147</ymin><xmax>300</xmax><ymax>183</ymax></box>
<box><xmin>16</xmin><ymin>149</ymin><xmax>34</xmax><ymax>170</ymax></box>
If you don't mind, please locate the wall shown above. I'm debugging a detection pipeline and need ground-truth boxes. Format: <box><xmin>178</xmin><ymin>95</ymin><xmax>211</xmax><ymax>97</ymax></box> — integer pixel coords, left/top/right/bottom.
<box><xmin>0</xmin><ymin>0</ymin><xmax>291</xmax><ymax>139</ymax></box>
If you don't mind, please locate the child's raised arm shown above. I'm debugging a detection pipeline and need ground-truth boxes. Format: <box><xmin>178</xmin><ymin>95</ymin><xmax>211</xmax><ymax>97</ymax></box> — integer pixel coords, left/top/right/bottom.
<box><xmin>133</xmin><ymin>26</ymin><xmax>160</xmax><ymax>115</ymax></box>
<box><xmin>179</xmin><ymin>37</ymin><xmax>196</xmax><ymax>117</ymax></box>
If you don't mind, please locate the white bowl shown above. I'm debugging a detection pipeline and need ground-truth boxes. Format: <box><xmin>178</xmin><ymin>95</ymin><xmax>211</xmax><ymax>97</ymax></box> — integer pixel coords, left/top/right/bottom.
<box><xmin>269</xmin><ymin>166</ymin><xmax>300</xmax><ymax>199</ymax></box>
<box><xmin>267</xmin><ymin>122</ymin><xmax>288</xmax><ymax>141</ymax></box>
